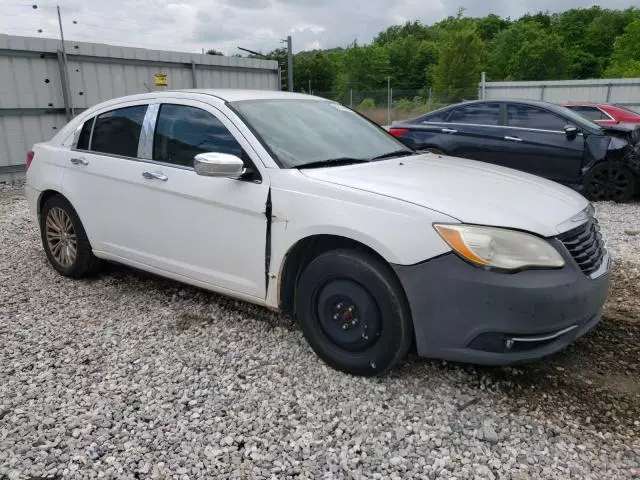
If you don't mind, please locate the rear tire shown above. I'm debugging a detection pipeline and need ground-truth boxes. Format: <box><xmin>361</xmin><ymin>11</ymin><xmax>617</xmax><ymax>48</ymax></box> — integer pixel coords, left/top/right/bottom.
<box><xmin>295</xmin><ymin>249</ymin><xmax>413</xmax><ymax>376</ymax></box>
<box><xmin>583</xmin><ymin>162</ymin><xmax>636</xmax><ymax>202</ymax></box>
<box><xmin>40</xmin><ymin>195</ymin><xmax>101</xmax><ymax>278</ymax></box>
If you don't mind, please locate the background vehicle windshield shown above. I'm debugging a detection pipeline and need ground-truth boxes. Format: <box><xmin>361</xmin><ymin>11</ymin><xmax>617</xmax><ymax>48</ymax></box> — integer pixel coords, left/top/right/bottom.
<box><xmin>554</xmin><ymin>104</ymin><xmax>603</xmax><ymax>132</ymax></box>
<box><xmin>231</xmin><ymin>99</ymin><xmax>410</xmax><ymax>168</ymax></box>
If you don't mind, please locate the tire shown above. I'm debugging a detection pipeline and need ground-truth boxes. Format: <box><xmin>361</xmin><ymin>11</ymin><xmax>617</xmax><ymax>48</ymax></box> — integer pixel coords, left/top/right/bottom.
<box><xmin>583</xmin><ymin>162</ymin><xmax>636</xmax><ymax>203</ymax></box>
<box><xmin>295</xmin><ymin>249</ymin><xmax>413</xmax><ymax>376</ymax></box>
<box><xmin>40</xmin><ymin>195</ymin><xmax>101</xmax><ymax>278</ymax></box>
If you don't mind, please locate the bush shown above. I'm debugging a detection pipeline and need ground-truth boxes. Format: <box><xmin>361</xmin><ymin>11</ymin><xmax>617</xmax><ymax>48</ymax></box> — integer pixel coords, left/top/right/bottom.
<box><xmin>358</xmin><ymin>98</ymin><xmax>376</xmax><ymax>109</ymax></box>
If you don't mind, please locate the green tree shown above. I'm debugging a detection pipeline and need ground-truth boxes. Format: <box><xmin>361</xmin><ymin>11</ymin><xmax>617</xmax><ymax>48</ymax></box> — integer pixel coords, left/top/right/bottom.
<box><xmin>566</xmin><ymin>49</ymin><xmax>600</xmax><ymax>79</ymax></box>
<box><xmin>475</xmin><ymin>14</ymin><xmax>511</xmax><ymax>41</ymax></box>
<box><xmin>488</xmin><ymin>22</ymin><xmax>541</xmax><ymax>80</ymax></box>
<box><xmin>293</xmin><ymin>52</ymin><xmax>335</xmax><ymax>93</ymax></box>
<box><xmin>431</xmin><ymin>27</ymin><xmax>485</xmax><ymax>101</ymax></box>
<box><xmin>385</xmin><ymin>36</ymin><xmax>438</xmax><ymax>89</ymax></box>
<box><xmin>373</xmin><ymin>21</ymin><xmax>435</xmax><ymax>45</ymax></box>
<box><xmin>584</xmin><ymin>9</ymin><xmax>637</xmax><ymax>74</ymax></box>
<box><xmin>508</xmin><ymin>33</ymin><xmax>568</xmax><ymax>80</ymax></box>
<box><xmin>605</xmin><ymin>18</ymin><xmax>640</xmax><ymax>77</ymax></box>
<box><xmin>206</xmin><ymin>49</ymin><xmax>224</xmax><ymax>56</ymax></box>
<box><xmin>331</xmin><ymin>43</ymin><xmax>391</xmax><ymax>93</ymax></box>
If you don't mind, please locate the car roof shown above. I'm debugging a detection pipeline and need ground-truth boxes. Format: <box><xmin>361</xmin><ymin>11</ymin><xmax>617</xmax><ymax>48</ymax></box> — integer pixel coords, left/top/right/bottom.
<box><xmin>87</xmin><ymin>89</ymin><xmax>326</xmax><ymax>107</ymax></box>
<box><xmin>183</xmin><ymin>89</ymin><xmax>325</xmax><ymax>102</ymax></box>
<box><xmin>416</xmin><ymin>98</ymin><xmax>576</xmax><ymax>119</ymax></box>
<box><xmin>562</xmin><ymin>102</ymin><xmax>606</xmax><ymax>107</ymax></box>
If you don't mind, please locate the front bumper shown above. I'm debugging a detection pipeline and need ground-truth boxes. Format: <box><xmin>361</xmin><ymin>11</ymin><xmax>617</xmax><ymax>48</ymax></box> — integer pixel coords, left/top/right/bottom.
<box><xmin>393</xmin><ymin>246</ymin><xmax>611</xmax><ymax>365</ymax></box>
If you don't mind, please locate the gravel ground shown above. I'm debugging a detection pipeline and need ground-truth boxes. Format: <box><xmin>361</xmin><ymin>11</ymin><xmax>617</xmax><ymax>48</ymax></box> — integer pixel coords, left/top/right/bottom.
<box><xmin>0</xmin><ymin>184</ymin><xmax>638</xmax><ymax>480</ymax></box>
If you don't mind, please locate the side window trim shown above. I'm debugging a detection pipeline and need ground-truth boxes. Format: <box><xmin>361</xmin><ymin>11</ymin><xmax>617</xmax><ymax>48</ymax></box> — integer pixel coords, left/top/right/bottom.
<box><xmin>71</xmin><ymin>116</ymin><xmax>95</xmax><ymax>150</ymax></box>
<box><xmin>151</xmin><ymin>102</ymin><xmax>251</xmax><ymax>171</ymax></box>
<box><xmin>596</xmin><ymin>107</ymin><xmax>615</xmax><ymax>121</ymax></box>
<box><xmin>72</xmin><ymin>101</ymin><xmax>150</xmax><ymax>156</ymax></box>
<box><xmin>87</xmin><ymin>117</ymin><xmax>96</xmax><ymax>150</ymax></box>
<box><xmin>138</xmin><ymin>103</ymin><xmax>160</xmax><ymax>159</ymax></box>
<box><xmin>150</xmin><ymin>97</ymin><xmax>270</xmax><ymax>174</ymax></box>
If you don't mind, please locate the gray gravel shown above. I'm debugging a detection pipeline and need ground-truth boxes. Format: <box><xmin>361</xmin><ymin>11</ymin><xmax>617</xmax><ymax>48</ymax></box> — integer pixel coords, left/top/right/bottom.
<box><xmin>594</xmin><ymin>200</ymin><xmax>640</xmax><ymax>264</ymax></box>
<box><xmin>1</xmin><ymin>185</ymin><xmax>639</xmax><ymax>479</ymax></box>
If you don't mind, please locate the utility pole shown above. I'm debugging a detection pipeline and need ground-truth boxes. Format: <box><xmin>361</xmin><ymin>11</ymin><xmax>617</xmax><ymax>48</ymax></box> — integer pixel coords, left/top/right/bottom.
<box><xmin>56</xmin><ymin>5</ymin><xmax>74</xmax><ymax>117</ymax></box>
<box><xmin>286</xmin><ymin>35</ymin><xmax>293</xmax><ymax>92</ymax></box>
<box><xmin>308</xmin><ymin>78</ymin><xmax>311</xmax><ymax>94</ymax></box>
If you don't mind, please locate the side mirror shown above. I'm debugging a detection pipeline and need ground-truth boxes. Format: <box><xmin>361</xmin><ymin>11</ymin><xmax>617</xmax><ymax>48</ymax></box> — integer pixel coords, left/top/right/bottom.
<box><xmin>564</xmin><ymin>125</ymin><xmax>579</xmax><ymax>136</ymax></box>
<box><xmin>194</xmin><ymin>152</ymin><xmax>245</xmax><ymax>178</ymax></box>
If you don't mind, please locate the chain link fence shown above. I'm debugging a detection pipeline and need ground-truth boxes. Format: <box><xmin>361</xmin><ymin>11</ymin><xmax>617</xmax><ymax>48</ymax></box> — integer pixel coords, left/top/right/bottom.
<box><xmin>314</xmin><ymin>88</ymin><xmax>477</xmax><ymax>125</ymax></box>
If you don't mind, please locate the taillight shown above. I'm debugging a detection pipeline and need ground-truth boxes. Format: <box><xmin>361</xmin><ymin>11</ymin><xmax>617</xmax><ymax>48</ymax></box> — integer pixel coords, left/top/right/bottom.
<box><xmin>388</xmin><ymin>128</ymin><xmax>409</xmax><ymax>137</ymax></box>
<box><xmin>26</xmin><ymin>150</ymin><xmax>35</xmax><ymax>169</ymax></box>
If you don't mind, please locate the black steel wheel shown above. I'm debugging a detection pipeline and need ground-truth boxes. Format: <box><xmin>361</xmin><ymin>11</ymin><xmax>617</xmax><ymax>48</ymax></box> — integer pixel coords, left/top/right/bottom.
<box><xmin>583</xmin><ymin>163</ymin><xmax>636</xmax><ymax>202</ymax></box>
<box><xmin>295</xmin><ymin>249</ymin><xmax>413</xmax><ymax>376</ymax></box>
<box><xmin>40</xmin><ymin>195</ymin><xmax>101</xmax><ymax>278</ymax></box>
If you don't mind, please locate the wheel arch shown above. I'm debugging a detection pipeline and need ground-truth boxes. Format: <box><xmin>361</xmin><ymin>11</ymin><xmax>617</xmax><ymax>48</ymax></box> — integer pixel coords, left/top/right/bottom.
<box><xmin>277</xmin><ymin>234</ymin><xmax>408</xmax><ymax>317</ymax></box>
<box><xmin>38</xmin><ymin>189</ymin><xmax>65</xmax><ymax>216</ymax></box>
<box><xmin>37</xmin><ymin>189</ymin><xmax>98</xmax><ymax>246</ymax></box>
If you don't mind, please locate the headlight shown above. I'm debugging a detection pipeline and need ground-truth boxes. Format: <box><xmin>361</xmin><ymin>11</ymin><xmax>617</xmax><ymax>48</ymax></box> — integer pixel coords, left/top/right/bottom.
<box><xmin>434</xmin><ymin>224</ymin><xmax>565</xmax><ymax>271</ymax></box>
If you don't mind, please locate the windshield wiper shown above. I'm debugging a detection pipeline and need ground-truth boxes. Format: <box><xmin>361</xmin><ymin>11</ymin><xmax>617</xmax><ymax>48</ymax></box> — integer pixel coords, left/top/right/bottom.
<box><xmin>296</xmin><ymin>157</ymin><xmax>369</xmax><ymax>169</ymax></box>
<box><xmin>370</xmin><ymin>150</ymin><xmax>416</xmax><ymax>161</ymax></box>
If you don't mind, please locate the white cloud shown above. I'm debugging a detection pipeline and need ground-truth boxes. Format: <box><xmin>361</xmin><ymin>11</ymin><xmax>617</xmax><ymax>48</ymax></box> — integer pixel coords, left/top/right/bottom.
<box><xmin>0</xmin><ymin>0</ymin><xmax>637</xmax><ymax>55</ymax></box>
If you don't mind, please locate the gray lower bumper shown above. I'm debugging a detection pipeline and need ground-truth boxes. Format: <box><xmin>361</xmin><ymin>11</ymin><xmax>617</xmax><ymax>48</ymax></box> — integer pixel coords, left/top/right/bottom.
<box><xmin>392</xmin><ymin>248</ymin><xmax>611</xmax><ymax>365</ymax></box>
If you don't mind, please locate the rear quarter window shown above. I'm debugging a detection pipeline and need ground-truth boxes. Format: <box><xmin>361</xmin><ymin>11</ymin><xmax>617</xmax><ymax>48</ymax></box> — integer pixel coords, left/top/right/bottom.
<box><xmin>76</xmin><ymin>119</ymin><xmax>93</xmax><ymax>150</ymax></box>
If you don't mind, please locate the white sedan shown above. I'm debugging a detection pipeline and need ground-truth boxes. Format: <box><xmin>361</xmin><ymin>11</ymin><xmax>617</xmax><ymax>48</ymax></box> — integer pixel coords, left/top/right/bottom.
<box><xmin>25</xmin><ymin>89</ymin><xmax>610</xmax><ymax>376</ymax></box>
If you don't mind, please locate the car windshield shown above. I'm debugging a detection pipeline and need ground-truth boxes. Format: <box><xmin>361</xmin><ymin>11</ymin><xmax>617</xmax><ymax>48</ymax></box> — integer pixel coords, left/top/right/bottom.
<box><xmin>555</xmin><ymin>105</ymin><xmax>603</xmax><ymax>131</ymax></box>
<box><xmin>231</xmin><ymin>99</ymin><xmax>411</xmax><ymax>168</ymax></box>
<box><xmin>613</xmin><ymin>105</ymin><xmax>640</xmax><ymax>116</ymax></box>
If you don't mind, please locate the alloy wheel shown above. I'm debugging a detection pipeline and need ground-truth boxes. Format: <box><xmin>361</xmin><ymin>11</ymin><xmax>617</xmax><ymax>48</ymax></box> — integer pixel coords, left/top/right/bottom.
<box><xmin>45</xmin><ymin>207</ymin><xmax>77</xmax><ymax>268</ymax></box>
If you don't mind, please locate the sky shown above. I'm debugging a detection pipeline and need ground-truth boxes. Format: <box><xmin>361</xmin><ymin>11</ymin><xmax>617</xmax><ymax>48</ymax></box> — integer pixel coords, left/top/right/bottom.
<box><xmin>0</xmin><ymin>0</ymin><xmax>637</xmax><ymax>55</ymax></box>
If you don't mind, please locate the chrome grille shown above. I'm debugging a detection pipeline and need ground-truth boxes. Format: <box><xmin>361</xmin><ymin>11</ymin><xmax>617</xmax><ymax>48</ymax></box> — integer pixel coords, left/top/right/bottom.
<box><xmin>557</xmin><ymin>218</ymin><xmax>605</xmax><ymax>276</ymax></box>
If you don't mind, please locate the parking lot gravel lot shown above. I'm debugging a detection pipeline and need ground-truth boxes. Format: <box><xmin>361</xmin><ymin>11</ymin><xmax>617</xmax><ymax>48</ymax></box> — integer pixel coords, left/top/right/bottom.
<box><xmin>1</xmin><ymin>183</ymin><xmax>638</xmax><ymax>480</ymax></box>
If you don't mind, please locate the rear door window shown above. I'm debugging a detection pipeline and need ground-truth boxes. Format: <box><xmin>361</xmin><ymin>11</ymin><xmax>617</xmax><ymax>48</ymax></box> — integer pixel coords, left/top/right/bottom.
<box><xmin>90</xmin><ymin>105</ymin><xmax>148</xmax><ymax>157</ymax></box>
<box><xmin>506</xmin><ymin>104</ymin><xmax>566</xmax><ymax>131</ymax></box>
<box><xmin>447</xmin><ymin>103</ymin><xmax>501</xmax><ymax>125</ymax></box>
<box><xmin>152</xmin><ymin>104</ymin><xmax>243</xmax><ymax>167</ymax></box>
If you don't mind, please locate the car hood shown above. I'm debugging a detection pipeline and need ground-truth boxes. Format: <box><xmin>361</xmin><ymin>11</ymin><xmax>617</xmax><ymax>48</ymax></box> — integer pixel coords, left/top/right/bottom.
<box><xmin>299</xmin><ymin>154</ymin><xmax>589</xmax><ymax>237</ymax></box>
<box><xmin>600</xmin><ymin>124</ymin><xmax>640</xmax><ymax>144</ymax></box>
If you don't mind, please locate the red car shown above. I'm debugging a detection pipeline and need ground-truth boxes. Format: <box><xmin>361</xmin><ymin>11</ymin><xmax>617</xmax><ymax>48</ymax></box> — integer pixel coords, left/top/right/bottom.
<box><xmin>562</xmin><ymin>102</ymin><xmax>640</xmax><ymax>126</ymax></box>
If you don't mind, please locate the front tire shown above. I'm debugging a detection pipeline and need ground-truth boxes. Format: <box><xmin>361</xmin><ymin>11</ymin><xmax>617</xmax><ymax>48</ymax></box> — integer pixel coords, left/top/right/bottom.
<box><xmin>295</xmin><ymin>249</ymin><xmax>413</xmax><ymax>376</ymax></box>
<box><xmin>40</xmin><ymin>195</ymin><xmax>101</xmax><ymax>278</ymax></box>
<box><xmin>583</xmin><ymin>162</ymin><xmax>636</xmax><ymax>202</ymax></box>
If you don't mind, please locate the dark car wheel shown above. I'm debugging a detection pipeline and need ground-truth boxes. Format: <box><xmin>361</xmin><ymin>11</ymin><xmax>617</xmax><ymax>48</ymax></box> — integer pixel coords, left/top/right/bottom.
<box><xmin>40</xmin><ymin>195</ymin><xmax>101</xmax><ymax>278</ymax></box>
<box><xmin>583</xmin><ymin>163</ymin><xmax>636</xmax><ymax>202</ymax></box>
<box><xmin>295</xmin><ymin>249</ymin><xmax>413</xmax><ymax>376</ymax></box>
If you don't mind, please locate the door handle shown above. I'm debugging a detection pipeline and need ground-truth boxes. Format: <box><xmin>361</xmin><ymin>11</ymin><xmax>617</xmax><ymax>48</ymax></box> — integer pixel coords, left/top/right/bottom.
<box><xmin>504</xmin><ymin>136</ymin><xmax>522</xmax><ymax>142</ymax></box>
<box><xmin>142</xmin><ymin>171</ymin><xmax>168</xmax><ymax>181</ymax></box>
<box><xmin>70</xmin><ymin>157</ymin><xmax>89</xmax><ymax>166</ymax></box>
<box><xmin>441</xmin><ymin>128</ymin><xmax>458</xmax><ymax>134</ymax></box>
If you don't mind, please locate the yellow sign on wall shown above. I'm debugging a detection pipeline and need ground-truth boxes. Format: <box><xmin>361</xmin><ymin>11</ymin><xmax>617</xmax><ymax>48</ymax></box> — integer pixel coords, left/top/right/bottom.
<box><xmin>154</xmin><ymin>73</ymin><xmax>168</xmax><ymax>87</ymax></box>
